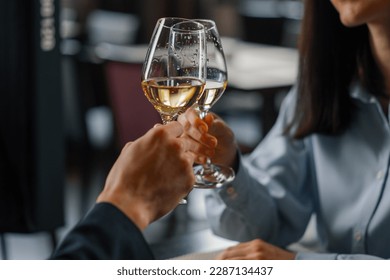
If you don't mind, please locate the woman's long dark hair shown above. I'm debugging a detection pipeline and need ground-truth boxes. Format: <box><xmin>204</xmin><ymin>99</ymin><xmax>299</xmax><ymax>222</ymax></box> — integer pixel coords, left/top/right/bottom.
<box><xmin>288</xmin><ymin>0</ymin><xmax>385</xmax><ymax>139</ymax></box>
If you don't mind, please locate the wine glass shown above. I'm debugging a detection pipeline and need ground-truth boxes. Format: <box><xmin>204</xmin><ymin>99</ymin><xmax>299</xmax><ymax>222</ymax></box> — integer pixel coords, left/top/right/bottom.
<box><xmin>141</xmin><ymin>18</ymin><xmax>207</xmax><ymax>203</ymax></box>
<box><xmin>141</xmin><ymin>18</ymin><xmax>206</xmax><ymax>124</ymax></box>
<box><xmin>192</xmin><ymin>19</ymin><xmax>235</xmax><ymax>189</ymax></box>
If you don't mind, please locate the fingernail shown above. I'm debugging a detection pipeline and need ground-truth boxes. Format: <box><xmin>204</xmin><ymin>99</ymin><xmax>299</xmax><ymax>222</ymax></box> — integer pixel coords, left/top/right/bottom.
<box><xmin>209</xmin><ymin>137</ymin><xmax>217</xmax><ymax>147</ymax></box>
<box><xmin>198</xmin><ymin>124</ymin><xmax>207</xmax><ymax>134</ymax></box>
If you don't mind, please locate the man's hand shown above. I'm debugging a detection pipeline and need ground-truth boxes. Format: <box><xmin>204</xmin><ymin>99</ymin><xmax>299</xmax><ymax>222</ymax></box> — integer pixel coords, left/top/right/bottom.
<box><xmin>97</xmin><ymin>121</ymin><xmax>196</xmax><ymax>229</ymax></box>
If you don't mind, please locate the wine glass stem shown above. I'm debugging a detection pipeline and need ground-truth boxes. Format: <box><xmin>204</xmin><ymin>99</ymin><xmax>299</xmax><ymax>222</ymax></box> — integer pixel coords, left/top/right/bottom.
<box><xmin>203</xmin><ymin>157</ymin><xmax>215</xmax><ymax>174</ymax></box>
<box><xmin>198</xmin><ymin>110</ymin><xmax>208</xmax><ymax>120</ymax></box>
<box><xmin>197</xmin><ymin>108</ymin><xmax>215</xmax><ymax>174</ymax></box>
<box><xmin>160</xmin><ymin>114</ymin><xmax>177</xmax><ymax>124</ymax></box>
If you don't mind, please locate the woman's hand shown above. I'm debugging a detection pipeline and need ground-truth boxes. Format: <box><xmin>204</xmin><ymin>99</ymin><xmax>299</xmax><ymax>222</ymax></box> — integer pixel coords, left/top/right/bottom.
<box><xmin>178</xmin><ymin>107</ymin><xmax>238</xmax><ymax>167</ymax></box>
<box><xmin>216</xmin><ymin>239</ymin><xmax>296</xmax><ymax>260</ymax></box>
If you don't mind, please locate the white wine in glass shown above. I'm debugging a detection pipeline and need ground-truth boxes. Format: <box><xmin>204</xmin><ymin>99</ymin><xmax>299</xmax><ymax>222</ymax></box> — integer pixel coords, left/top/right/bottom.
<box><xmin>141</xmin><ymin>77</ymin><xmax>204</xmax><ymax>123</ymax></box>
<box><xmin>193</xmin><ymin>19</ymin><xmax>235</xmax><ymax>189</ymax></box>
<box><xmin>197</xmin><ymin>80</ymin><xmax>228</xmax><ymax>115</ymax></box>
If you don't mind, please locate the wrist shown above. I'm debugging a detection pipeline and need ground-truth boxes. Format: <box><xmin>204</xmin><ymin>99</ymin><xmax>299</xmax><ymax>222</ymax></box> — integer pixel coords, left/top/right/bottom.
<box><xmin>97</xmin><ymin>190</ymin><xmax>151</xmax><ymax>230</ymax></box>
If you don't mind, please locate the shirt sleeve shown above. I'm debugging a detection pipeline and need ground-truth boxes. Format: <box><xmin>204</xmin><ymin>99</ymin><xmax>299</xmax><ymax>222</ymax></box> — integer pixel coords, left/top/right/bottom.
<box><xmin>205</xmin><ymin>88</ymin><xmax>315</xmax><ymax>247</ymax></box>
<box><xmin>50</xmin><ymin>202</ymin><xmax>154</xmax><ymax>260</ymax></box>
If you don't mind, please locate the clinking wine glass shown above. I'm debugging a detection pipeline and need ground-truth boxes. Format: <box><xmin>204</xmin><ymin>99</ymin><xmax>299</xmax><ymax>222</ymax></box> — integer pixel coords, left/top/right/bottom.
<box><xmin>141</xmin><ymin>18</ymin><xmax>206</xmax><ymax>124</ymax></box>
<box><xmin>141</xmin><ymin>18</ymin><xmax>207</xmax><ymax>203</ymax></box>
<box><xmin>192</xmin><ymin>19</ymin><xmax>235</xmax><ymax>189</ymax></box>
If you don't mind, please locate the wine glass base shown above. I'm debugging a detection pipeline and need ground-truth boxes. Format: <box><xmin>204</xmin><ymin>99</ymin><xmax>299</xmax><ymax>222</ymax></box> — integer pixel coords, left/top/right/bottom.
<box><xmin>193</xmin><ymin>164</ymin><xmax>235</xmax><ymax>189</ymax></box>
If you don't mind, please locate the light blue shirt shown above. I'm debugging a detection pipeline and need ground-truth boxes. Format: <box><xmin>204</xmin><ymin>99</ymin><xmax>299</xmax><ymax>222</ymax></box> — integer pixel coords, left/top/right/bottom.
<box><xmin>206</xmin><ymin>83</ymin><xmax>390</xmax><ymax>259</ymax></box>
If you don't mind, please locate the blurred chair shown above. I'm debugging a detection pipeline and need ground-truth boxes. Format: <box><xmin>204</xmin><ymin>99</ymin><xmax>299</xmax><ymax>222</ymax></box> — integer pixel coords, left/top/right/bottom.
<box><xmin>104</xmin><ymin>61</ymin><xmax>161</xmax><ymax>147</ymax></box>
<box><xmin>84</xmin><ymin>10</ymin><xmax>160</xmax><ymax>145</ymax></box>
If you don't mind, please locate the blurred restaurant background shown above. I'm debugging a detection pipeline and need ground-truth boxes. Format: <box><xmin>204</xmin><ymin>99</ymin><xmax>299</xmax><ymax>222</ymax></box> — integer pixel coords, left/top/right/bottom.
<box><xmin>0</xmin><ymin>0</ymin><xmax>304</xmax><ymax>259</ymax></box>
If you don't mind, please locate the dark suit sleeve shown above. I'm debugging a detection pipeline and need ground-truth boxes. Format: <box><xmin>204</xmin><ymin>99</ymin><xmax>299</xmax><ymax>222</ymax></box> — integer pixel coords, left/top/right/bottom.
<box><xmin>50</xmin><ymin>202</ymin><xmax>155</xmax><ymax>260</ymax></box>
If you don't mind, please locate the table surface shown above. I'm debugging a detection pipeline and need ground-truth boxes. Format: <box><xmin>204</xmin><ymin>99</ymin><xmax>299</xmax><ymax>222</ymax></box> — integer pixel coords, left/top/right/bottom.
<box><xmin>94</xmin><ymin>38</ymin><xmax>299</xmax><ymax>92</ymax></box>
<box><xmin>149</xmin><ymin>227</ymin><xmax>320</xmax><ymax>260</ymax></box>
<box><xmin>222</xmin><ymin>38</ymin><xmax>298</xmax><ymax>91</ymax></box>
<box><xmin>150</xmin><ymin>228</ymin><xmax>238</xmax><ymax>260</ymax></box>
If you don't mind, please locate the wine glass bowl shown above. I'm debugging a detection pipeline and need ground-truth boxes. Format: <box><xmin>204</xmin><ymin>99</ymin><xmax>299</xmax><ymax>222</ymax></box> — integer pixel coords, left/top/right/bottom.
<box><xmin>142</xmin><ymin>18</ymin><xmax>206</xmax><ymax>124</ymax></box>
<box><xmin>195</xmin><ymin>19</ymin><xmax>228</xmax><ymax>114</ymax></box>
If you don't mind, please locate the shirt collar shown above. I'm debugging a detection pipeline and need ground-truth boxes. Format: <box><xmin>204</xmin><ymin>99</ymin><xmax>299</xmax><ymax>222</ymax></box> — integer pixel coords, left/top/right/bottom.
<box><xmin>349</xmin><ymin>81</ymin><xmax>377</xmax><ymax>104</ymax></box>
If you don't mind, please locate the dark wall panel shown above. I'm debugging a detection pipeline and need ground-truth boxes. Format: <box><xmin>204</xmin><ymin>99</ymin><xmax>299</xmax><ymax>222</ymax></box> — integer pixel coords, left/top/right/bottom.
<box><xmin>0</xmin><ymin>0</ymin><xmax>64</xmax><ymax>232</ymax></box>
